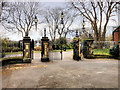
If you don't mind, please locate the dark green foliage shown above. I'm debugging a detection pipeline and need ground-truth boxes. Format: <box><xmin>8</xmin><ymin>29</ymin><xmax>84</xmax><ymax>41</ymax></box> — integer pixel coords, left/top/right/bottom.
<box><xmin>64</xmin><ymin>44</ymin><xmax>73</xmax><ymax>49</ymax></box>
<box><xmin>52</xmin><ymin>44</ymin><xmax>59</xmax><ymax>50</ymax></box>
<box><xmin>54</xmin><ymin>37</ymin><xmax>73</xmax><ymax>50</ymax></box>
<box><xmin>1</xmin><ymin>56</ymin><xmax>23</xmax><ymax>66</ymax></box>
<box><xmin>56</xmin><ymin>37</ymin><xmax>67</xmax><ymax>46</ymax></box>
<box><xmin>2</xmin><ymin>39</ymin><xmax>7</xmax><ymax>57</ymax></box>
<box><xmin>2</xmin><ymin>38</ymin><xmax>22</xmax><ymax>53</ymax></box>
<box><xmin>5</xmin><ymin>47</ymin><xmax>22</xmax><ymax>52</ymax></box>
<box><xmin>2</xmin><ymin>39</ymin><xmax>7</xmax><ymax>52</ymax></box>
<box><xmin>109</xmin><ymin>44</ymin><xmax>119</xmax><ymax>57</ymax></box>
<box><xmin>0</xmin><ymin>52</ymin><xmax>5</xmax><ymax>58</ymax></box>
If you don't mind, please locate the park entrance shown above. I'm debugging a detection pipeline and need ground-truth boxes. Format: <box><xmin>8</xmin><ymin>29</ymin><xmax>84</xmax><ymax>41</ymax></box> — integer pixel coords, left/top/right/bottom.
<box><xmin>32</xmin><ymin>29</ymin><xmax>120</xmax><ymax>61</ymax></box>
<box><xmin>31</xmin><ymin>39</ymin><xmax>120</xmax><ymax>62</ymax></box>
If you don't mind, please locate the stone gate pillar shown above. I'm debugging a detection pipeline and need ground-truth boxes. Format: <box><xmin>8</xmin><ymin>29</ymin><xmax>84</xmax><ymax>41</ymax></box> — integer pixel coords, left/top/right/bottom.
<box><xmin>85</xmin><ymin>39</ymin><xmax>94</xmax><ymax>58</ymax></box>
<box><xmin>31</xmin><ymin>39</ymin><xmax>34</xmax><ymax>59</ymax></box>
<box><xmin>23</xmin><ymin>36</ymin><xmax>31</xmax><ymax>63</ymax></box>
<box><xmin>41</xmin><ymin>37</ymin><xmax>49</xmax><ymax>62</ymax></box>
<box><xmin>73</xmin><ymin>37</ymin><xmax>81</xmax><ymax>61</ymax></box>
<box><xmin>82</xmin><ymin>40</ymin><xmax>88</xmax><ymax>58</ymax></box>
<box><xmin>118</xmin><ymin>41</ymin><xmax>120</xmax><ymax>57</ymax></box>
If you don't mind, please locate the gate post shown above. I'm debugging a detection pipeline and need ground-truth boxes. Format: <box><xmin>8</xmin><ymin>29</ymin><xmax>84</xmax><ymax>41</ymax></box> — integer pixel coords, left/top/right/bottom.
<box><xmin>41</xmin><ymin>37</ymin><xmax>49</xmax><ymax>62</ymax></box>
<box><xmin>23</xmin><ymin>36</ymin><xmax>31</xmax><ymax>63</ymax></box>
<box><xmin>82</xmin><ymin>40</ymin><xmax>88</xmax><ymax>58</ymax></box>
<box><xmin>84</xmin><ymin>39</ymin><xmax>94</xmax><ymax>58</ymax></box>
<box><xmin>31</xmin><ymin>39</ymin><xmax>34</xmax><ymax>59</ymax></box>
<box><xmin>73</xmin><ymin>37</ymin><xmax>81</xmax><ymax>61</ymax></box>
<box><xmin>118</xmin><ymin>41</ymin><xmax>120</xmax><ymax>57</ymax></box>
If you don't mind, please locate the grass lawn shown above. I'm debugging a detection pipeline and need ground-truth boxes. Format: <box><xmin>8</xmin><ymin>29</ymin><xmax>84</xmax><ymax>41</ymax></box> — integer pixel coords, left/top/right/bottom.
<box><xmin>93</xmin><ymin>49</ymin><xmax>110</xmax><ymax>55</ymax></box>
<box><xmin>34</xmin><ymin>51</ymin><xmax>41</xmax><ymax>53</ymax></box>
<box><xmin>66</xmin><ymin>49</ymin><xmax>73</xmax><ymax>51</ymax></box>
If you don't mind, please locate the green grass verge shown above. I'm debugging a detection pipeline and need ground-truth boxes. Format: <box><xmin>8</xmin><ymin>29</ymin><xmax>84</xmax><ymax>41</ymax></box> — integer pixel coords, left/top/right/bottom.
<box><xmin>93</xmin><ymin>49</ymin><xmax>110</xmax><ymax>55</ymax></box>
<box><xmin>66</xmin><ymin>49</ymin><xmax>73</xmax><ymax>51</ymax></box>
<box><xmin>34</xmin><ymin>51</ymin><xmax>41</xmax><ymax>53</ymax></box>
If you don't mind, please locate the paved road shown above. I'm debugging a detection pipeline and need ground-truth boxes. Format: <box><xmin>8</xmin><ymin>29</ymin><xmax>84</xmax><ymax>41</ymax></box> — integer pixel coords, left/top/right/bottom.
<box><xmin>2</xmin><ymin>51</ymin><xmax>118</xmax><ymax>88</ymax></box>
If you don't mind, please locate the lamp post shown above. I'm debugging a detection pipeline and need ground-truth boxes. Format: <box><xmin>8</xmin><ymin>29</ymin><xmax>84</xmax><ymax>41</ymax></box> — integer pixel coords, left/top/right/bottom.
<box><xmin>82</xmin><ymin>18</ymin><xmax>86</xmax><ymax>34</ymax></box>
<box><xmin>76</xmin><ymin>30</ymin><xmax>79</xmax><ymax>37</ymax></box>
<box><xmin>60</xmin><ymin>12</ymin><xmax>64</xmax><ymax>60</ymax></box>
<box><xmin>30</xmin><ymin>15</ymin><xmax>37</xmax><ymax>60</ymax></box>
<box><xmin>61</xmin><ymin>12</ymin><xmax>64</xmax><ymax>24</ymax></box>
<box><xmin>35</xmin><ymin>15</ymin><xmax>38</xmax><ymax>31</ymax></box>
<box><xmin>44</xmin><ymin>28</ymin><xmax>46</xmax><ymax>37</ymax></box>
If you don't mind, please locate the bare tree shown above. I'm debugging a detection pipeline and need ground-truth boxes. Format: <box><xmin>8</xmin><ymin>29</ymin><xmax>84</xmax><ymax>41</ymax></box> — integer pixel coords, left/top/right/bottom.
<box><xmin>71</xmin><ymin>0</ymin><xmax>119</xmax><ymax>42</ymax></box>
<box><xmin>2</xmin><ymin>2</ymin><xmax>41</xmax><ymax>37</ymax></box>
<box><xmin>62</xmin><ymin>9</ymin><xmax>78</xmax><ymax>38</ymax></box>
<box><xmin>57</xmin><ymin>7</ymin><xmax>78</xmax><ymax>38</ymax></box>
<box><xmin>43</xmin><ymin>6</ymin><xmax>78</xmax><ymax>43</ymax></box>
<box><xmin>0</xmin><ymin>1</ymin><xmax>11</xmax><ymax>38</ymax></box>
<box><xmin>0</xmin><ymin>1</ymin><xmax>10</xmax><ymax>22</ymax></box>
<box><xmin>43</xmin><ymin>8</ymin><xmax>59</xmax><ymax>43</ymax></box>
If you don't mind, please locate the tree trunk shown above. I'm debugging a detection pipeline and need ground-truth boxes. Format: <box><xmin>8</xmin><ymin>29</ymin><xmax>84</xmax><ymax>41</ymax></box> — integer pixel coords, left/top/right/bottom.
<box><xmin>93</xmin><ymin>26</ymin><xmax>103</xmax><ymax>49</ymax></box>
<box><xmin>102</xmin><ymin>34</ymin><xmax>105</xmax><ymax>41</ymax></box>
<box><xmin>93</xmin><ymin>27</ymin><xmax>98</xmax><ymax>42</ymax></box>
<box><xmin>53</xmin><ymin>36</ymin><xmax>56</xmax><ymax>44</ymax></box>
<box><xmin>64</xmin><ymin>32</ymin><xmax>67</xmax><ymax>39</ymax></box>
<box><xmin>59</xmin><ymin>34</ymin><xmax>62</xmax><ymax>38</ymax></box>
<box><xmin>101</xmin><ymin>28</ymin><xmax>107</xmax><ymax>41</ymax></box>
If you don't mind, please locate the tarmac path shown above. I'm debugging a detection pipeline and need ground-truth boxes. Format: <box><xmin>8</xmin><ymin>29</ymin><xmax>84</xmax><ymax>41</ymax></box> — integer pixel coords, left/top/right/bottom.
<box><xmin>2</xmin><ymin>51</ymin><xmax>119</xmax><ymax>88</ymax></box>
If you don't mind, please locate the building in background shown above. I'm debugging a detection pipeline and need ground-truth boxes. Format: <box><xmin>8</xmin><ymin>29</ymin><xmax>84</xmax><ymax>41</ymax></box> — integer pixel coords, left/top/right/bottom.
<box><xmin>112</xmin><ymin>3</ymin><xmax>120</xmax><ymax>44</ymax></box>
<box><xmin>112</xmin><ymin>26</ymin><xmax>120</xmax><ymax>43</ymax></box>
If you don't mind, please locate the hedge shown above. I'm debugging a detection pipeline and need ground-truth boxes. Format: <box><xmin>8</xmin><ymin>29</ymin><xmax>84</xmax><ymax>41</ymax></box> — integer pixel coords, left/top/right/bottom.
<box><xmin>3</xmin><ymin>47</ymin><xmax>22</xmax><ymax>52</ymax></box>
<box><xmin>1</xmin><ymin>56</ymin><xmax>23</xmax><ymax>66</ymax></box>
